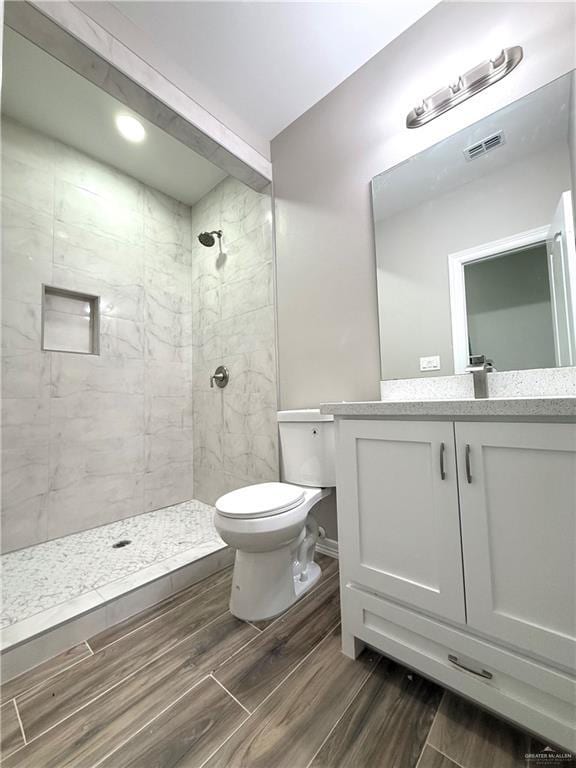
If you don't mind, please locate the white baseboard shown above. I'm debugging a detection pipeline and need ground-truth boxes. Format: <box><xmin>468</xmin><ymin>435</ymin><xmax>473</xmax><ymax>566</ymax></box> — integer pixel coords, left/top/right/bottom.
<box><xmin>317</xmin><ymin>537</ymin><xmax>339</xmax><ymax>559</ymax></box>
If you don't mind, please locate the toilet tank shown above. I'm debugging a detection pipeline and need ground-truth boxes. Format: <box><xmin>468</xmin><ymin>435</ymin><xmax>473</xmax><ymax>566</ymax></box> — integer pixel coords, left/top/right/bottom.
<box><xmin>277</xmin><ymin>409</ymin><xmax>335</xmax><ymax>487</ymax></box>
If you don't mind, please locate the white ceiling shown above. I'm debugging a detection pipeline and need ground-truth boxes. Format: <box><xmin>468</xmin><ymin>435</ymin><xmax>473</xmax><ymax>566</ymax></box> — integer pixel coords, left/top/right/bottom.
<box><xmin>372</xmin><ymin>72</ymin><xmax>574</xmax><ymax>221</ymax></box>
<box><xmin>110</xmin><ymin>0</ymin><xmax>438</xmax><ymax>143</ymax></box>
<box><xmin>1</xmin><ymin>28</ymin><xmax>227</xmax><ymax>206</ymax></box>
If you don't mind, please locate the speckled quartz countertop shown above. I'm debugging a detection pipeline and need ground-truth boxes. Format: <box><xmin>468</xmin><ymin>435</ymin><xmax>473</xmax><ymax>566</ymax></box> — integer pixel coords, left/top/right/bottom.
<box><xmin>320</xmin><ymin>397</ymin><xmax>576</xmax><ymax>420</ymax></box>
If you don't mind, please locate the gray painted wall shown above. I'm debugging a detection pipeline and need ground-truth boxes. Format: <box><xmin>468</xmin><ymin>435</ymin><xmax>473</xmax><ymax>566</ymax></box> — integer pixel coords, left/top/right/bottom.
<box><xmin>272</xmin><ymin>1</ymin><xmax>575</xmax><ymax>408</ymax></box>
<box><xmin>271</xmin><ymin>2</ymin><xmax>575</xmax><ymax>542</ymax></box>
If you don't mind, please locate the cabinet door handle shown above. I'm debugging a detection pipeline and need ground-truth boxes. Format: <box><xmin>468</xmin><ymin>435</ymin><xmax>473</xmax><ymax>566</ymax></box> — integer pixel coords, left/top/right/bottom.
<box><xmin>439</xmin><ymin>442</ymin><xmax>446</xmax><ymax>480</ymax></box>
<box><xmin>448</xmin><ymin>654</ymin><xmax>493</xmax><ymax>680</ymax></box>
<box><xmin>465</xmin><ymin>444</ymin><xmax>472</xmax><ymax>484</ymax></box>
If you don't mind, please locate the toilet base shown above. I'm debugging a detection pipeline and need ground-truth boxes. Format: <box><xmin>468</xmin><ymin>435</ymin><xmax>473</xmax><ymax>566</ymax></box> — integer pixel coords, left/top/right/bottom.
<box><xmin>229</xmin><ymin>548</ymin><xmax>321</xmax><ymax>622</ymax></box>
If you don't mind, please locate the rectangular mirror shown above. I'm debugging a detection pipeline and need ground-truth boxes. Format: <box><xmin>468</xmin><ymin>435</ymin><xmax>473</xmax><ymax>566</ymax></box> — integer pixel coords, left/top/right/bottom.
<box><xmin>372</xmin><ymin>71</ymin><xmax>576</xmax><ymax>379</ymax></box>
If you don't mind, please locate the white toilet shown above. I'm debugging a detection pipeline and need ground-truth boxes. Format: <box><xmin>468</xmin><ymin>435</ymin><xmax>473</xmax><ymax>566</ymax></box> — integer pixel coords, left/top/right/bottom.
<box><xmin>214</xmin><ymin>409</ymin><xmax>335</xmax><ymax>622</ymax></box>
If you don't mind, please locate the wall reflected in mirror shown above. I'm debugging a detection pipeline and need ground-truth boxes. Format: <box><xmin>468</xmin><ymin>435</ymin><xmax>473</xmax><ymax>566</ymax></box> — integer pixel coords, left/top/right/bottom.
<box><xmin>372</xmin><ymin>71</ymin><xmax>576</xmax><ymax>380</ymax></box>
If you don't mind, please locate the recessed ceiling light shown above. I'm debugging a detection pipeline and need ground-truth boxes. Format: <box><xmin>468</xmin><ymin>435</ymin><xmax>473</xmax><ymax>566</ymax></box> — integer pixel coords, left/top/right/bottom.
<box><xmin>115</xmin><ymin>114</ymin><xmax>146</xmax><ymax>143</ymax></box>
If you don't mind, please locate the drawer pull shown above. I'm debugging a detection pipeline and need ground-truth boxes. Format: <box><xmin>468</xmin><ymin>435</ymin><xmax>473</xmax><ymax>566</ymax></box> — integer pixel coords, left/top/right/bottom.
<box><xmin>448</xmin><ymin>653</ymin><xmax>492</xmax><ymax>679</ymax></box>
<box><xmin>465</xmin><ymin>444</ymin><xmax>472</xmax><ymax>484</ymax></box>
<box><xmin>439</xmin><ymin>442</ymin><xmax>446</xmax><ymax>480</ymax></box>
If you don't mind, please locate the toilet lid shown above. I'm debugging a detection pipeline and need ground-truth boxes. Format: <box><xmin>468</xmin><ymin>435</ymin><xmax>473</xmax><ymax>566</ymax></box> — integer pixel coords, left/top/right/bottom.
<box><xmin>215</xmin><ymin>482</ymin><xmax>305</xmax><ymax>519</ymax></box>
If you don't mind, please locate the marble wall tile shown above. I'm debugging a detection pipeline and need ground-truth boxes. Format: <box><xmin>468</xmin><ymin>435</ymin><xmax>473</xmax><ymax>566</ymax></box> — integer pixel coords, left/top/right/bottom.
<box><xmin>145</xmin><ymin>428</ymin><xmax>193</xmax><ymax>473</ymax></box>
<box><xmin>1</xmin><ymin>119</ymin><xmax>57</xmax><ymax>173</ymax></box>
<box><xmin>1</xmin><ymin>430</ymin><xmax>51</xmax><ymax>550</ymax></box>
<box><xmin>52</xmin><ymin>264</ymin><xmax>145</xmax><ymax>324</ymax></box>
<box><xmin>47</xmin><ymin>474</ymin><xmax>145</xmax><ymax>539</ymax></box>
<box><xmin>223</xmin><ymin>393</ymin><xmax>277</xmax><ymax>437</ymax></box>
<box><xmin>2</xmin><ymin>119</ymin><xmax>196</xmax><ymax>551</ymax></box>
<box><xmin>1</xmin><ymin>198</ymin><xmax>53</xmax><ymax>304</ymax></box>
<box><xmin>190</xmin><ymin>176</ymin><xmax>278</xmax><ymax>503</ymax></box>
<box><xmin>225</xmin><ymin>349</ymin><xmax>278</xmax><ymax>398</ymax></box>
<box><xmin>144</xmin><ymin>213</ymin><xmax>191</xmax><ymax>251</ymax></box>
<box><xmin>55</xmin><ymin>179</ymin><xmax>143</xmax><ymax>244</ymax></box>
<box><xmin>143</xmin><ymin>462</ymin><xmax>194</xmax><ymax>512</ymax></box>
<box><xmin>53</xmin><ymin>222</ymin><xmax>144</xmax><ymax>283</ymax></box>
<box><xmin>2</xmin><ymin>444</ymin><xmax>50</xmax><ymax>507</ymax></box>
<box><xmin>1</xmin><ymin>495</ymin><xmax>49</xmax><ymax>553</ymax></box>
<box><xmin>51</xmin><ymin>392</ymin><xmax>145</xmax><ymax>443</ymax></box>
<box><xmin>220</xmin><ymin>261</ymin><xmax>273</xmax><ymax>320</ymax></box>
<box><xmin>144</xmin><ymin>186</ymin><xmax>190</xmax><ymax>227</ymax></box>
<box><xmin>50</xmin><ymin>355</ymin><xmax>145</xmax><ymax>397</ymax></box>
<box><xmin>220</xmin><ymin>306</ymin><xmax>275</xmax><ymax>356</ymax></box>
<box><xmin>1</xmin><ymin>155</ymin><xmax>55</xmax><ymax>215</ymax></box>
<box><xmin>2</xmin><ymin>350</ymin><xmax>49</xmax><ymax>399</ymax></box>
<box><xmin>192</xmin><ymin>324</ymin><xmax>222</xmax><ymax>364</ymax></box>
<box><xmin>220</xmin><ymin>176</ymin><xmax>271</xmax><ymax>244</ymax></box>
<box><xmin>2</xmin><ymin>300</ymin><xmax>42</xmax><ymax>352</ymax></box>
<box><xmin>50</xmin><ymin>436</ymin><xmax>145</xmax><ymax>493</ymax></box>
<box><xmin>145</xmin><ymin>395</ymin><xmax>193</xmax><ymax>435</ymax></box>
<box><xmin>100</xmin><ymin>316</ymin><xmax>145</xmax><ymax>359</ymax></box>
<box><xmin>1</xmin><ymin>396</ymin><xmax>50</xmax><ymax>451</ymax></box>
<box><xmin>218</xmin><ymin>223</ymin><xmax>273</xmax><ymax>283</ymax></box>
<box><xmin>54</xmin><ymin>142</ymin><xmax>143</xmax><ymax>213</ymax></box>
<box><xmin>147</xmin><ymin>361</ymin><xmax>192</xmax><ymax>398</ymax></box>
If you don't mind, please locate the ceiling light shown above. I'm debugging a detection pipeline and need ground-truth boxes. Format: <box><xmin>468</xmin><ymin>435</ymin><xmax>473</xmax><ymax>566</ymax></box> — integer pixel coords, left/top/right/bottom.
<box><xmin>115</xmin><ymin>114</ymin><xmax>146</xmax><ymax>143</ymax></box>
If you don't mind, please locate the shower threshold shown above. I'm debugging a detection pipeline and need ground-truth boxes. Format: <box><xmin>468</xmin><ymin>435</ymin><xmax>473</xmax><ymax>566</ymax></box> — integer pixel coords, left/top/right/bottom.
<box><xmin>1</xmin><ymin>500</ymin><xmax>232</xmax><ymax>678</ymax></box>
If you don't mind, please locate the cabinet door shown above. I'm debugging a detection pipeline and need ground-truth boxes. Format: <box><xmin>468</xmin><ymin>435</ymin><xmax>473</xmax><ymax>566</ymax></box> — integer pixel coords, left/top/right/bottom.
<box><xmin>455</xmin><ymin>422</ymin><xmax>576</xmax><ymax>670</ymax></box>
<box><xmin>337</xmin><ymin>420</ymin><xmax>465</xmax><ymax>623</ymax></box>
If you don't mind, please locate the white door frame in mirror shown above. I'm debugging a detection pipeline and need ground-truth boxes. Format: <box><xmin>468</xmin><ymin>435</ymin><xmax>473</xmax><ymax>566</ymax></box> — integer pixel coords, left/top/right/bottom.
<box><xmin>448</xmin><ymin>226</ymin><xmax>549</xmax><ymax>374</ymax></box>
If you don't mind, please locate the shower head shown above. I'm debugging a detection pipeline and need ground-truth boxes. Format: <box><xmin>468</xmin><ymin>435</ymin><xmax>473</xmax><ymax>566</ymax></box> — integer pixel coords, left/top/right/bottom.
<box><xmin>198</xmin><ymin>230</ymin><xmax>222</xmax><ymax>247</ymax></box>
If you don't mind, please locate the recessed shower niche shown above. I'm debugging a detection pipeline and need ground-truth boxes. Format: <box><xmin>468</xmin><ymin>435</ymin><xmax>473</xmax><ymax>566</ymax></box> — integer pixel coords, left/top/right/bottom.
<box><xmin>41</xmin><ymin>285</ymin><xmax>100</xmax><ymax>354</ymax></box>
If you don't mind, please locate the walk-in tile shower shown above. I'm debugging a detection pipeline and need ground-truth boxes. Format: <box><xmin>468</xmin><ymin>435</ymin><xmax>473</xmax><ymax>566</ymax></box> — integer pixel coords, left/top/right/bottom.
<box><xmin>0</xmin><ymin>26</ymin><xmax>278</xmax><ymax>670</ymax></box>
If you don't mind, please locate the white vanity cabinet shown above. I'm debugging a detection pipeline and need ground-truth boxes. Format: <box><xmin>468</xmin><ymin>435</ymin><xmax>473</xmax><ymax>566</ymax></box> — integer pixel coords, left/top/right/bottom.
<box><xmin>456</xmin><ymin>422</ymin><xmax>576</xmax><ymax>670</ymax></box>
<box><xmin>336</xmin><ymin>420</ymin><xmax>465</xmax><ymax>623</ymax></box>
<box><xmin>335</xmin><ymin>417</ymin><xmax>576</xmax><ymax>751</ymax></box>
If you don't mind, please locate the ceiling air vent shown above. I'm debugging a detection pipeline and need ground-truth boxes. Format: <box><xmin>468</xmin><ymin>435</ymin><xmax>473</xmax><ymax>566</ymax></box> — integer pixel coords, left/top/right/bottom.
<box><xmin>463</xmin><ymin>130</ymin><xmax>505</xmax><ymax>161</ymax></box>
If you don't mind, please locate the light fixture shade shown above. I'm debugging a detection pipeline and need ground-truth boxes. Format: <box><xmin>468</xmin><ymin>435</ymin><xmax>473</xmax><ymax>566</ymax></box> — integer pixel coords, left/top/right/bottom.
<box><xmin>115</xmin><ymin>114</ymin><xmax>146</xmax><ymax>143</ymax></box>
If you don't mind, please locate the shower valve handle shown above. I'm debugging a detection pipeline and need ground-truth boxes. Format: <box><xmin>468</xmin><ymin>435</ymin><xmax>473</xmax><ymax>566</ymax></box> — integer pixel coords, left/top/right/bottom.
<box><xmin>210</xmin><ymin>365</ymin><xmax>229</xmax><ymax>389</ymax></box>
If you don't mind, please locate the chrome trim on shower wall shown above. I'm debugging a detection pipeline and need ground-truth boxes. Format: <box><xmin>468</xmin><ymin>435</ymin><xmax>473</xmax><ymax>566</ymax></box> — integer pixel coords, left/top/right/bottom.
<box><xmin>406</xmin><ymin>46</ymin><xmax>523</xmax><ymax>129</ymax></box>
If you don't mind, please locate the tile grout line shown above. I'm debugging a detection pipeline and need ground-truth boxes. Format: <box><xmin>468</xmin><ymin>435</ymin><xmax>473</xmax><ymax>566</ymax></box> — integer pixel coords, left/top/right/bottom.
<box><xmin>198</xmin><ymin>620</ymin><xmax>343</xmax><ymax>768</ymax></box>
<box><xmin>13</xmin><ymin>698</ymin><xmax>27</xmax><ymax>746</ymax></box>
<box><xmin>7</xmin><ymin>561</ymin><xmax>338</xmax><ymax>757</ymax></box>
<box><xmin>210</xmin><ymin>674</ymin><xmax>251</xmax><ymax>714</ymax></box>
<box><xmin>214</xmin><ymin>572</ymin><xmax>339</xmax><ymax>670</ymax></box>
<box><xmin>209</xmin><ymin>622</ymin><xmax>264</xmax><ymax>670</ymax></box>
<box><xmin>89</xmin><ymin>674</ymin><xmax>217</xmax><ymax>768</ymax></box>
<box><xmin>416</xmin><ymin>690</ymin><xmax>463</xmax><ymax>768</ymax></box>
<box><xmin>303</xmin><ymin>654</ymin><xmax>382</xmax><ymax>768</ymax></box>
<box><xmin>428</xmin><ymin>745</ymin><xmax>467</xmax><ymax>768</ymax></box>
<box><xmin>2</xmin><ymin>644</ymin><xmax>96</xmax><ymax>708</ymax></box>
<box><xmin>89</xmin><ymin>572</ymin><xmax>233</xmax><ymax>653</ymax></box>
<box><xmin>423</xmin><ymin>688</ymin><xmax>445</xmax><ymax>750</ymax></box>
<box><xmin>16</xmin><ymin>608</ymin><xmax>232</xmax><ymax>748</ymax></box>
<box><xmin>243</xmin><ymin>619</ymin><xmax>263</xmax><ymax>633</ymax></box>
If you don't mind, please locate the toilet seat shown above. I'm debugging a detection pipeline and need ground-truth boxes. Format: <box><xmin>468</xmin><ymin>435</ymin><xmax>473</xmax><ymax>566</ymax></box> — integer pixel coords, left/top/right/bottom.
<box><xmin>216</xmin><ymin>482</ymin><xmax>305</xmax><ymax>519</ymax></box>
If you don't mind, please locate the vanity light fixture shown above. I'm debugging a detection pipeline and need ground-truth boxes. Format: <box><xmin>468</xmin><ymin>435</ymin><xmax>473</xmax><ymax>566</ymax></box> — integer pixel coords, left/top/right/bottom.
<box><xmin>406</xmin><ymin>46</ymin><xmax>523</xmax><ymax>129</ymax></box>
<box><xmin>115</xmin><ymin>114</ymin><xmax>146</xmax><ymax>143</ymax></box>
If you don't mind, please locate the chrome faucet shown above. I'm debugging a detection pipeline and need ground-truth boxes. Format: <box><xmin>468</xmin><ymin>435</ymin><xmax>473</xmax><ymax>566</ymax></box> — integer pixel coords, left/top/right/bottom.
<box><xmin>467</xmin><ymin>354</ymin><xmax>495</xmax><ymax>399</ymax></box>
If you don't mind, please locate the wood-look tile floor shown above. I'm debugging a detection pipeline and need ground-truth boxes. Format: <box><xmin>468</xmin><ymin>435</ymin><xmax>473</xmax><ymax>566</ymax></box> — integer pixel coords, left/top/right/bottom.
<box><xmin>1</xmin><ymin>554</ymin><xmax>573</xmax><ymax>768</ymax></box>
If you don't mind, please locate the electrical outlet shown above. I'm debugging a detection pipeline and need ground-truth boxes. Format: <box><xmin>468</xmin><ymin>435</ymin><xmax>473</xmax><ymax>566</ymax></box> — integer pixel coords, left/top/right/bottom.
<box><xmin>420</xmin><ymin>355</ymin><xmax>441</xmax><ymax>371</ymax></box>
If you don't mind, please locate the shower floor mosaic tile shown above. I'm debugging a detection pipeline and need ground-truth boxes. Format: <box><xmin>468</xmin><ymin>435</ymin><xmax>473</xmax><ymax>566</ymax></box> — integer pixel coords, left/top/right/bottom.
<box><xmin>1</xmin><ymin>500</ymin><xmax>225</xmax><ymax>633</ymax></box>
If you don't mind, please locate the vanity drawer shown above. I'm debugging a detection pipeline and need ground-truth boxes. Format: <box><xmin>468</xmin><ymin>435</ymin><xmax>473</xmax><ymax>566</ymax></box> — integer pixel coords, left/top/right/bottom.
<box><xmin>343</xmin><ymin>584</ymin><xmax>576</xmax><ymax>751</ymax></box>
